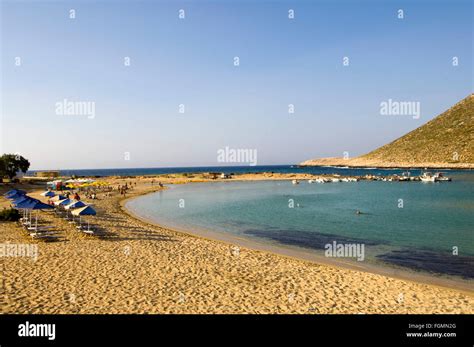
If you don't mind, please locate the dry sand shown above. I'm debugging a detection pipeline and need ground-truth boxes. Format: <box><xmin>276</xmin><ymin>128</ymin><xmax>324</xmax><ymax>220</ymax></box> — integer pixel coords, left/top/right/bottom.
<box><xmin>1</xmin><ymin>175</ymin><xmax>473</xmax><ymax>314</ymax></box>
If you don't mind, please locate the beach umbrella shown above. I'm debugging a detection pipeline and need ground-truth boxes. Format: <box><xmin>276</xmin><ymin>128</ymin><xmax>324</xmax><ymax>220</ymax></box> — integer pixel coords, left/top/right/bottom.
<box><xmin>4</xmin><ymin>189</ymin><xmax>26</xmax><ymax>198</ymax></box>
<box><xmin>64</xmin><ymin>200</ymin><xmax>87</xmax><ymax>221</ymax></box>
<box><xmin>54</xmin><ymin>198</ymin><xmax>71</xmax><ymax>207</ymax></box>
<box><xmin>29</xmin><ymin>201</ymin><xmax>54</xmax><ymax>230</ymax></box>
<box><xmin>33</xmin><ymin>201</ymin><xmax>54</xmax><ymax>210</ymax></box>
<box><xmin>49</xmin><ymin>195</ymin><xmax>66</xmax><ymax>215</ymax></box>
<box><xmin>71</xmin><ymin>205</ymin><xmax>96</xmax><ymax>231</ymax></box>
<box><xmin>6</xmin><ymin>191</ymin><xmax>28</xmax><ymax>200</ymax></box>
<box><xmin>50</xmin><ymin>195</ymin><xmax>66</xmax><ymax>202</ymax></box>
<box><xmin>65</xmin><ymin>200</ymin><xmax>87</xmax><ymax>210</ymax></box>
<box><xmin>13</xmin><ymin>196</ymin><xmax>38</xmax><ymax>222</ymax></box>
<box><xmin>40</xmin><ymin>191</ymin><xmax>55</xmax><ymax>197</ymax></box>
<box><xmin>15</xmin><ymin>197</ymin><xmax>40</xmax><ymax>210</ymax></box>
<box><xmin>12</xmin><ymin>195</ymin><xmax>35</xmax><ymax>205</ymax></box>
<box><xmin>14</xmin><ymin>199</ymin><xmax>53</xmax><ymax>229</ymax></box>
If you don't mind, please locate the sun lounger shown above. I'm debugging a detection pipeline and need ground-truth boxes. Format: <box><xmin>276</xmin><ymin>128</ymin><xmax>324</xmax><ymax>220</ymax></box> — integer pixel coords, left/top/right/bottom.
<box><xmin>30</xmin><ymin>231</ymin><xmax>57</xmax><ymax>239</ymax></box>
<box><xmin>27</xmin><ymin>226</ymin><xmax>55</xmax><ymax>232</ymax></box>
<box><xmin>31</xmin><ymin>235</ymin><xmax>57</xmax><ymax>240</ymax></box>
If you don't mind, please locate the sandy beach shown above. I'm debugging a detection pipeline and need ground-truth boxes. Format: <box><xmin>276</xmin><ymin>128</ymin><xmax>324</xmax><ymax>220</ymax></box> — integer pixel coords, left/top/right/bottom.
<box><xmin>1</xmin><ymin>174</ymin><xmax>473</xmax><ymax>314</ymax></box>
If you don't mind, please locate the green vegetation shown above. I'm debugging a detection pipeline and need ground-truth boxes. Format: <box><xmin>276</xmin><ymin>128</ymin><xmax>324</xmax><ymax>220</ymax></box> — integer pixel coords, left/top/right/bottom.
<box><xmin>0</xmin><ymin>208</ymin><xmax>20</xmax><ymax>222</ymax></box>
<box><xmin>0</xmin><ymin>154</ymin><xmax>30</xmax><ymax>179</ymax></box>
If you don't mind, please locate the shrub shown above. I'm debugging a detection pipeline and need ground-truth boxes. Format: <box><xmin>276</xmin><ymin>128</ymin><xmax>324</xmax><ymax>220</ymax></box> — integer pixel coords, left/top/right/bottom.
<box><xmin>0</xmin><ymin>208</ymin><xmax>20</xmax><ymax>221</ymax></box>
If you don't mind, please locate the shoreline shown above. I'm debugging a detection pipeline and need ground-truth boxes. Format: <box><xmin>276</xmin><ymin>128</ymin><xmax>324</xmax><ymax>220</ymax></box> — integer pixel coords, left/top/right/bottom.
<box><xmin>121</xmin><ymin>182</ymin><xmax>474</xmax><ymax>295</ymax></box>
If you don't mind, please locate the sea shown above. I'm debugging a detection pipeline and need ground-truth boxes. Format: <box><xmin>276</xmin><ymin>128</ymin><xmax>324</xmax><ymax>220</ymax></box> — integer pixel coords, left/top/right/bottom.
<box><xmin>121</xmin><ymin>166</ymin><xmax>474</xmax><ymax>282</ymax></box>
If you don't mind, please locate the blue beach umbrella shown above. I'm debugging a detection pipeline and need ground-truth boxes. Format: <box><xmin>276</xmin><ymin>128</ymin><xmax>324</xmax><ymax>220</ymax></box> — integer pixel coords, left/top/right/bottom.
<box><xmin>29</xmin><ymin>200</ymin><xmax>54</xmax><ymax>229</ymax></box>
<box><xmin>40</xmin><ymin>191</ymin><xmax>55</xmax><ymax>197</ymax></box>
<box><xmin>71</xmin><ymin>205</ymin><xmax>96</xmax><ymax>230</ymax></box>
<box><xmin>54</xmin><ymin>198</ymin><xmax>71</xmax><ymax>207</ymax></box>
<box><xmin>32</xmin><ymin>201</ymin><xmax>54</xmax><ymax>210</ymax></box>
<box><xmin>12</xmin><ymin>195</ymin><xmax>36</xmax><ymax>206</ymax></box>
<box><xmin>65</xmin><ymin>200</ymin><xmax>87</xmax><ymax>210</ymax></box>
<box><xmin>14</xmin><ymin>199</ymin><xmax>53</xmax><ymax>227</ymax></box>
<box><xmin>4</xmin><ymin>189</ymin><xmax>26</xmax><ymax>198</ymax></box>
<box><xmin>6</xmin><ymin>191</ymin><xmax>28</xmax><ymax>200</ymax></box>
<box><xmin>64</xmin><ymin>200</ymin><xmax>87</xmax><ymax>221</ymax></box>
<box><xmin>14</xmin><ymin>198</ymin><xmax>41</xmax><ymax>209</ymax></box>
<box><xmin>12</xmin><ymin>196</ymin><xmax>38</xmax><ymax>221</ymax></box>
<box><xmin>71</xmin><ymin>205</ymin><xmax>96</xmax><ymax>216</ymax></box>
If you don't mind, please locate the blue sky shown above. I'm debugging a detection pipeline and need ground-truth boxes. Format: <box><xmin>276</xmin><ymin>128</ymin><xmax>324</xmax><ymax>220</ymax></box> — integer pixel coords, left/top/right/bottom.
<box><xmin>1</xmin><ymin>0</ymin><xmax>472</xmax><ymax>170</ymax></box>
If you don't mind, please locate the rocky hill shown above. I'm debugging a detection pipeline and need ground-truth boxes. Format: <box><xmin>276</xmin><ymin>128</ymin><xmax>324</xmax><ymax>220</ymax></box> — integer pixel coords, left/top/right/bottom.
<box><xmin>301</xmin><ymin>95</ymin><xmax>474</xmax><ymax>169</ymax></box>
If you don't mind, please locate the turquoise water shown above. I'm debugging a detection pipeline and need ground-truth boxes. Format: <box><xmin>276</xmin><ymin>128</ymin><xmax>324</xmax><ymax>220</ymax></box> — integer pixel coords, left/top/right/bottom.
<box><xmin>126</xmin><ymin>176</ymin><xmax>474</xmax><ymax>279</ymax></box>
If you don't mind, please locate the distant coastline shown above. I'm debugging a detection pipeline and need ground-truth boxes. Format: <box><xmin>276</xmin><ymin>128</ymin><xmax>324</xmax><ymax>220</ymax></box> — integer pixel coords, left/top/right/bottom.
<box><xmin>299</xmin><ymin>158</ymin><xmax>474</xmax><ymax>170</ymax></box>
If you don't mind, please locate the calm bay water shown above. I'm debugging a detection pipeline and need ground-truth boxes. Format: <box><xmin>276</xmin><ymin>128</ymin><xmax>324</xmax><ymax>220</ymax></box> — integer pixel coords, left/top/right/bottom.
<box><xmin>126</xmin><ymin>175</ymin><xmax>474</xmax><ymax>280</ymax></box>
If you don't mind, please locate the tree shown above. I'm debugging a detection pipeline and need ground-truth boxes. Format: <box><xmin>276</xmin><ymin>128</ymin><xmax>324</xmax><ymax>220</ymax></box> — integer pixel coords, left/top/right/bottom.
<box><xmin>0</xmin><ymin>154</ymin><xmax>30</xmax><ymax>179</ymax></box>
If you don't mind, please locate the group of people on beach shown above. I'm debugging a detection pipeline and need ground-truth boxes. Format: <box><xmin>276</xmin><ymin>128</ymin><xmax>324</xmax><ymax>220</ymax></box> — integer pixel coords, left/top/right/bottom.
<box><xmin>48</xmin><ymin>178</ymin><xmax>162</xmax><ymax>201</ymax></box>
<box><xmin>64</xmin><ymin>191</ymin><xmax>81</xmax><ymax>201</ymax></box>
<box><xmin>117</xmin><ymin>182</ymin><xmax>136</xmax><ymax>196</ymax></box>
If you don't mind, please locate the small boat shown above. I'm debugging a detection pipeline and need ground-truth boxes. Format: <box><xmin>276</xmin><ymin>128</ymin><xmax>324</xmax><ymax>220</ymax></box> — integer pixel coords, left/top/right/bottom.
<box><xmin>331</xmin><ymin>178</ymin><xmax>341</xmax><ymax>183</ymax></box>
<box><xmin>434</xmin><ymin>172</ymin><xmax>452</xmax><ymax>182</ymax></box>
<box><xmin>420</xmin><ymin>172</ymin><xmax>436</xmax><ymax>182</ymax></box>
<box><xmin>308</xmin><ymin>179</ymin><xmax>315</xmax><ymax>184</ymax></box>
<box><xmin>292</xmin><ymin>179</ymin><xmax>299</xmax><ymax>185</ymax></box>
<box><xmin>315</xmin><ymin>178</ymin><xmax>325</xmax><ymax>183</ymax></box>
